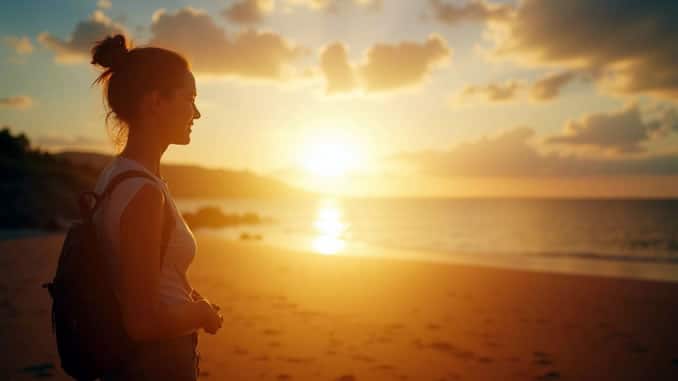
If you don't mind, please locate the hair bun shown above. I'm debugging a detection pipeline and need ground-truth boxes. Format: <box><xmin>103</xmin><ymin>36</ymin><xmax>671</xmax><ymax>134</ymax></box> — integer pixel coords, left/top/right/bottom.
<box><xmin>91</xmin><ymin>34</ymin><xmax>129</xmax><ymax>70</ymax></box>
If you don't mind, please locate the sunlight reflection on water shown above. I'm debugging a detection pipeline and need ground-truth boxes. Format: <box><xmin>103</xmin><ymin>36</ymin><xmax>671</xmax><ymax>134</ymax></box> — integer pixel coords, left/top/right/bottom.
<box><xmin>311</xmin><ymin>198</ymin><xmax>347</xmax><ymax>255</ymax></box>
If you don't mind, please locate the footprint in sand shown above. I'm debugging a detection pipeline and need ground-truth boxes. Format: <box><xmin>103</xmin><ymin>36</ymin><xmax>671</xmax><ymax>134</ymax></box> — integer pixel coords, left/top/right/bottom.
<box><xmin>281</xmin><ymin>356</ymin><xmax>315</xmax><ymax>364</ymax></box>
<box><xmin>427</xmin><ymin>323</ymin><xmax>441</xmax><ymax>331</ymax></box>
<box><xmin>385</xmin><ymin>323</ymin><xmax>406</xmax><ymax>331</ymax></box>
<box><xmin>484</xmin><ymin>340</ymin><xmax>499</xmax><ymax>348</ymax></box>
<box><xmin>535</xmin><ymin>370</ymin><xmax>560</xmax><ymax>380</ymax></box>
<box><xmin>426</xmin><ymin>340</ymin><xmax>476</xmax><ymax>360</ymax></box>
<box><xmin>351</xmin><ymin>354</ymin><xmax>375</xmax><ymax>363</ymax></box>
<box><xmin>263</xmin><ymin>328</ymin><xmax>282</xmax><ymax>336</ymax></box>
<box><xmin>21</xmin><ymin>362</ymin><xmax>55</xmax><ymax>378</ymax></box>
<box><xmin>329</xmin><ymin>337</ymin><xmax>344</xmax><ymax>347</ymax></box>
<box><xmin>535</xmin><ymin>317</ymin><xmax>549</xmax><ymax>325</ymax></box>
<box><xmin>532</xmin><ymin>351</ymin><xmax>553</xmax><ymax>366</ymax></box>
<box><xmin>273</xmin><ymin>301</ymin><xmax>298</xmax><ymax>310</ymax></box>
<box><xmin>372</xmin><ymin>363</ymin><xmax>395</xmax><ymax>371</ymax></box>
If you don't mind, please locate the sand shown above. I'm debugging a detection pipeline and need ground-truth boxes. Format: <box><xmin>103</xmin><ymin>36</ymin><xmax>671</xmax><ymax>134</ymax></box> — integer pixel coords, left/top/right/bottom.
<box><xmin>1</xmin><ymin>233</ymin><xmax>677</xmax><ymax>380</ymax></box>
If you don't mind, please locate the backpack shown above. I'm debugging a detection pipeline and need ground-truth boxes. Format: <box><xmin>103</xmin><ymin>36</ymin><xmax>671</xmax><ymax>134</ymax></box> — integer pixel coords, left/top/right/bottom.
<box><xmin>42</xmin><ymin>169</ymin><xmax>175</xmax><ymax>381</ymax></box>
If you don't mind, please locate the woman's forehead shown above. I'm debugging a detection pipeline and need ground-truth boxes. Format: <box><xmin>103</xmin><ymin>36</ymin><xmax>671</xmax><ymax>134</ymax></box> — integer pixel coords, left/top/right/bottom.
<box><xmin>181</xmin><ymin>71</ymin><xmax>196</xmax><ymax>95</ymax></box>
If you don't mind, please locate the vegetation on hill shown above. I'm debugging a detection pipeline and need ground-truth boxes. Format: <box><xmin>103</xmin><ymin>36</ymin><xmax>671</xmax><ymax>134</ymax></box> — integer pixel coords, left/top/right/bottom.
<box><xmin>0</xmin><ymin>127</ymin><xmax>309</xmax><ymax>229</ymax></box>
<box><xmin>1</xmin><ymin>128</ymin><xmax>98</xmax><ymax>229</ymax></box>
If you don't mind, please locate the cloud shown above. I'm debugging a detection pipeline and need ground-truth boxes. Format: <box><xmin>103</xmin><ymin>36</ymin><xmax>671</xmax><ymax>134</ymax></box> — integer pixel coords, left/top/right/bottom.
<box><xmin>319</xmin><ymin>34</ymin><xmax>451</xmax><ymax>93</ymax></box>
<box><xmin>429</xmin><ymin>0</ymin><xmax>512</xmax><ymax>24</ymax></box>
<box><xmin>285</xmin><ymin>0</ymin><xmax>382</xmax><ymax>12</ymax></box>
<box><xmin>361</xmin><ymin>34</ymin><xmax>450</xmax><ymax>91</ymax></box>
<box><xmin>0</xmin><ymin>96</ymin><xmax>33</xmax><ymax>110</ymax></box>
<box><xmin>547</xmin><ymin>104</ymin><xmax>678</xmax><ymax>154</ymax></box>
<box><xmin>530</xmin><ymin>71</ymin><xmax>578</xmax><ymax>101</ymax></box>
<box><xmin>2</xmin><ymin>36</ymin><xmax>34</xmax><ymax>55</ymax></box>
<box><xmin>220</xmin><ymin>0</ymin><xmax>381</xmax><ymax>25</ymax></box>
<box><xmin>490</xmin><ymin>0</ymin><xmax>678</xmax><ymax>100</ymax></box>
<box><xmin>38</xmin><ymin>10</ymin><xmax>127</xmax><ymax>63</ymax></box>
<box><xmin>391</xmin><ymin>125</ymin><xmax>678</xmax><ymax>178</ymax></box>
<box><xmin>149</xmin><ymin>7</ymin><xmax>306</xmax><ymax>80</ymax></box>
<box><xmin>222</xmin><ymin>0</ymin><xmax>274</xmax><ymax>24</ymax></box>
<box><xmin>457</xmin><ymin>80</ymin><xmax>522</xmax><ymax>102</ymax></box>
<box><xmin>394</xmin><ymin>127</ymin><xmax>544</xmax><ymax>177</ymax></box>
<box><xmin>453</xmin><ymin>71</ymin><xmax>584</xmax><ymax>104</ymax></box>
<box><xmin>97</xmin><ymin>0</ymin><xmax>112</xmax><ymax>10</ymax></box>
<box><xmin>319</xmin><ymin>42</ymin><xmax>357</xmax><ymax>94</ymax></box>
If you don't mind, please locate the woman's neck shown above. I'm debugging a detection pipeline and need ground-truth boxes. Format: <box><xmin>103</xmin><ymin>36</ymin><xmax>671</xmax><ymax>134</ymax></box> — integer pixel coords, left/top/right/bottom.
<box><xmin>119</xmin><ymin>130</ymin><xmax>167</xmax><ymax>177</ymax></box>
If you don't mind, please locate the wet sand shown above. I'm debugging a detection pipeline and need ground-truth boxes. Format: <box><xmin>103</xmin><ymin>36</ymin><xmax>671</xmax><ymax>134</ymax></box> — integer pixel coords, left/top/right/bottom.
<box><xmin>1</xmin><ymin>233</ymin><xmax>677</xmax><ymax>380</ymax></box>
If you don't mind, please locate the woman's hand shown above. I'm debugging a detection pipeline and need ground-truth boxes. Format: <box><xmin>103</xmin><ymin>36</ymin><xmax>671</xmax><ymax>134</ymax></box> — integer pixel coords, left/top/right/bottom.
<box><xmin>191</xmin><ymin>289</ymin><xmax>222</xmax><ymax>318</ymax></box>
<box><xmin>196</xmin><ymin>299</ymin><xmax>223</xmax><ymax>335</ymax></box>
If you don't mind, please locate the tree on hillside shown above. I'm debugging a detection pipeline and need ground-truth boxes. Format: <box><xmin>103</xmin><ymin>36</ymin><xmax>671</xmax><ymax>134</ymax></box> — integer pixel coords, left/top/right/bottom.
<box><xmin>0</xmin><ymin>126</ymin><xmax>30</xmax><ymax>159</ymax></box>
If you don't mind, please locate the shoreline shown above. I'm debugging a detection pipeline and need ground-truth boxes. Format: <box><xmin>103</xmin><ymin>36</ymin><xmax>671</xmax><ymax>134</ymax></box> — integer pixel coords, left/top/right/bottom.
<box><xmin>3</xmin><ymin>228</ymin><xmax>678</xmax><ymax>284</ymax></box>
<box><xmin>197</xmin><ymin>230</ymin><xmax>678</xmax><ymax>284</ymax></box>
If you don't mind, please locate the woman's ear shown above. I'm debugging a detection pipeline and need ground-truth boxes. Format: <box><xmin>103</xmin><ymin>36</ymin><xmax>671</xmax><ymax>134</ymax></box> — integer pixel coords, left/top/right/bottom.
<box><xmin>140</xmin><ymin>90</ymin><xmax>162</xmax><ymax>117</ymax></box>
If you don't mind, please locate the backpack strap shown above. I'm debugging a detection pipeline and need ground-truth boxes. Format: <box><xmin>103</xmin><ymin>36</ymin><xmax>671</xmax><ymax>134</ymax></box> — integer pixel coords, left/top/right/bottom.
<box><xmin>101</xmin><ymin>170</ymin><xmax>158</xmax><ymax>200</ymax></box>
<box><xmin>96</xmin><ymin>169</ymin><xmax>175</xmax><ymax>268</ymax></box>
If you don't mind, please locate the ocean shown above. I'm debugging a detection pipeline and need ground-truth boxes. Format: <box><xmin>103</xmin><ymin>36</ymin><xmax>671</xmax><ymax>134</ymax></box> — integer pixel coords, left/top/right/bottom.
<box><xmin>176</xmin><ymin>197</ymin><xmax>678</xmax><ymax>283</ymax></box>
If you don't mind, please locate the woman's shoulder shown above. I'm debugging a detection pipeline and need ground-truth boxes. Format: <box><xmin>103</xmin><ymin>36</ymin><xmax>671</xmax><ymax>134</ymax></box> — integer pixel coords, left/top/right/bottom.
<box><xmin>95</xmin><ymin>156</ymin><xmax>166</xmax><ymax>210</ymax></box>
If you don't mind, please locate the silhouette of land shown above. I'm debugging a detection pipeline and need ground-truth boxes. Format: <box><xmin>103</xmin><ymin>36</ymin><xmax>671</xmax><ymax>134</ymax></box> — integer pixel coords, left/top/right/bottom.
<box><xmin>182</xmin><ymin>207</ymin><xmax>270</xmax><ymax>229</ymax></box>
<box><xmin>0</xmin><ymin>127</ymin><xmax>310</xmax><ymax>230</ymax></box>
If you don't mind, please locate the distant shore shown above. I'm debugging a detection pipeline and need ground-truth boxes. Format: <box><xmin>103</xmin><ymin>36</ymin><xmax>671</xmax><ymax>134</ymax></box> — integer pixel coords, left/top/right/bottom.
<box><xmin>1</xmin><ymin>233</ymin><xmax>677</xmax><ymax>380</ymax></box>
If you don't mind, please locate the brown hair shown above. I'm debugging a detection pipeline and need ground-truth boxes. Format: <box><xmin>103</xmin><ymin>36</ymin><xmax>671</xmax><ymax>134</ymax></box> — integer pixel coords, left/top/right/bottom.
<box><xmin>91</xmin><ymin>34</ymin><xmax>189</xmax><ymax>149</ymax></box>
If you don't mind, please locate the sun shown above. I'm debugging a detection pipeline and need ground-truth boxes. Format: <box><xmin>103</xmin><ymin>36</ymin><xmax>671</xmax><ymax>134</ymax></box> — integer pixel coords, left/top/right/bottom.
<box><xmin>302</xmin><ymin>141</ymin><xmax>354</xmax><ymax>177</ymax></box>
<box><xmin>299</xmin><ymin>129</ymin><xmax>364</xmax><ymax>178</ymax></box>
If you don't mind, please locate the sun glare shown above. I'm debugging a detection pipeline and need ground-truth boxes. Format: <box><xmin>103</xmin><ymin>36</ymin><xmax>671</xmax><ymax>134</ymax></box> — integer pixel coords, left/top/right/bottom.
<box><xmin>311</xmin><ymin>199</ymin><xmax>347</xmax><ymax>255</ymax></box>
<box><xmin>299</xmin><ymin>128</ymin><xmax>365</xmax><ymax>178</ymax></box>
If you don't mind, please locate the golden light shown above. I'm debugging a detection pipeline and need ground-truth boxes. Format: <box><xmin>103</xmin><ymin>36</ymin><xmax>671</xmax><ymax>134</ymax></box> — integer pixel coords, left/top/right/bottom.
<box><xmin>298</xmin><ymin>127</ymin><xmax>365</xmax><ymax>178</ymax></box>
<box><xmin>311</xmin><ymin>199</ymin><xmax>347</xmax><ymax>255</ymax></box>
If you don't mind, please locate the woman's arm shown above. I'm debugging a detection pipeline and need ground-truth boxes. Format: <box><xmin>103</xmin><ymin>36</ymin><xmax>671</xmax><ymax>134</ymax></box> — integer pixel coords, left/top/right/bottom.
<box><xmin>117</xmin><ymin>184</ymin><xmax>208</xmax><ymax>341</ymax></box>
<box><xmin>190</xmin><ymin>288</ymin><xmax>205</xmax><ymax>301</ymax></box>
<box><xmin>191</xmin><ymin>288</ymin><xmax>220</xmax><ymax>312</ymax></box>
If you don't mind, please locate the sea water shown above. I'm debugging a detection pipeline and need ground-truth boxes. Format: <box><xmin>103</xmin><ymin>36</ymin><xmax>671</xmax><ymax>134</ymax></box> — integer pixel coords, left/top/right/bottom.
<box><xmin>176</xmin><ymin>197</ymin><xmax>678</xmax><ymax>282</ymax></box>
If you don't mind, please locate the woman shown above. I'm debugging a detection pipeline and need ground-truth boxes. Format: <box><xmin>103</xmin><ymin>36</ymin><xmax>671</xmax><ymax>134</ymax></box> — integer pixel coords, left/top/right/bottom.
<box><xmin>89</xmin><ymin>34</ymin><xmax>223</xmax><ymax>380</ymax></box>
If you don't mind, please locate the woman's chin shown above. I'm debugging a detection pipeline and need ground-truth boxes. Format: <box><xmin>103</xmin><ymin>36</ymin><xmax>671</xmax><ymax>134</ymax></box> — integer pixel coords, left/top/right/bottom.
<box><xmin>172</xmin><ymin>136</ymin><xmax>191</xmax><ymax>145</ymax></box>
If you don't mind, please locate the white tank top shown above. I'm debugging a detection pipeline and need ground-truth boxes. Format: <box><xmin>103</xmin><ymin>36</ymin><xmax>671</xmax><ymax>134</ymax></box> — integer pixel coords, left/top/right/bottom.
<box><xmin>92</xmin><ymin>156</ymin><xmax>197</xmax><ymax>311</ymax></box>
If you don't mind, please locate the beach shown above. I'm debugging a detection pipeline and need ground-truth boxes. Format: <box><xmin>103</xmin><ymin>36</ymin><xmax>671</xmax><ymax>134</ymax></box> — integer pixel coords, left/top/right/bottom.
<box><xmin>1</xmin><ymin>233</ymin><xmax>677</xmax><ymax>380</ymax></box>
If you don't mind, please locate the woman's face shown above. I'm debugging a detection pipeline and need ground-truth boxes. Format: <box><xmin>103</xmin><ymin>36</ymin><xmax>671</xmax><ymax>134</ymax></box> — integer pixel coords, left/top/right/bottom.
<box><xmin>159</xmin><ymin>71</ymin><xmax>200</xmax><ymax>146</ymax></box>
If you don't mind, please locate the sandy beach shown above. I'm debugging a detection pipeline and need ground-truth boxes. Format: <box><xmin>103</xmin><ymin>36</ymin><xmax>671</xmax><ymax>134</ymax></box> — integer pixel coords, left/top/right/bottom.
<box><xmin>1</xmin><ymin>233</ymin><xmax>677</xmax><ymax>381</ymax></box>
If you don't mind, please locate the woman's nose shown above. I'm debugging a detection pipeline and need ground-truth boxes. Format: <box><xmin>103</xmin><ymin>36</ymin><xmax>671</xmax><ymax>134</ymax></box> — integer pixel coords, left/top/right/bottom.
<box><xmin>193</xmin><ymin>103</ymin><xmax>201</xmax><ymax>119</ymax></box>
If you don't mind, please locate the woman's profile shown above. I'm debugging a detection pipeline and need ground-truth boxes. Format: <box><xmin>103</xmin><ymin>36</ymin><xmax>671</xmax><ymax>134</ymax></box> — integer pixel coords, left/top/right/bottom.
<box><xmin>89</xmin><ymin>34</ymin><xmax>223</xmax><ymax>380</ymax></box>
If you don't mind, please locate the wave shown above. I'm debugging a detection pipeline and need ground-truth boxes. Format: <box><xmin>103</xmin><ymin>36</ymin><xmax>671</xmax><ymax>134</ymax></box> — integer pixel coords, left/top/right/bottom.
<box><xmin>526</xmin><ymin>251</ymin><xmax>678</xmax><ymax>264</ymax></box>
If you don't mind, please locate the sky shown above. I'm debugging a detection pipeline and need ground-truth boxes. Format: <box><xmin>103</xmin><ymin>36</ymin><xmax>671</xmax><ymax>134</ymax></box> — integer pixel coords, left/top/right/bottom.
<box><xmin>2</xmin><ymin>0</ymin><xmax>678</xmax><ymax>198</ymax></box>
